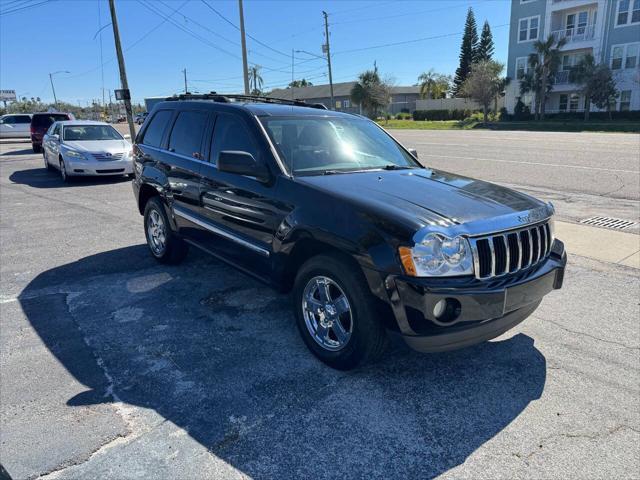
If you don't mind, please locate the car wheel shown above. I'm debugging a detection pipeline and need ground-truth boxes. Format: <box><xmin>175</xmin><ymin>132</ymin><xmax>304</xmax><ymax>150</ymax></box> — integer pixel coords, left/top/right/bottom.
<box><xmin>293</xmin><ymin>254</ymin><xmax>388</xmax><ymax>370</ymax></box>
<box><xmin>32</xmin><ymin>144</ymin><xmax>42</xmax><ymax>153</ymax></box>
<box><xmin>59</xmin><ymin>159</ymin><xmax>71</xmax><ymax>182</ymax></box>
<box><xmin>143</xmin><ymin>197</ymin><xmax>188</xmax><ymax>264</ymax></box>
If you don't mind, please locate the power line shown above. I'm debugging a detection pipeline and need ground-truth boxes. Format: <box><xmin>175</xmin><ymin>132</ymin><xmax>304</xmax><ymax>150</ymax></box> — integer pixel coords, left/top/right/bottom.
<box><xmin>200</xmin><ymin>0</ymin><xmax>291</xmax><ymax>59</ymax></box>
<box><xmin>0</xmin><ymin>0</ymin><xmax>56</xmax><ymax>17</ymax></box>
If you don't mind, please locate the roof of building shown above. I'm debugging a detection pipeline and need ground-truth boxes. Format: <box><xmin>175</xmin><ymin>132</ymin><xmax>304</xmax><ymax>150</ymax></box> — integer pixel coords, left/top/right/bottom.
<box><xmin>267</xmin><ymin>81</ymin><xmax>420</xmax><ymax>100</ymax></box>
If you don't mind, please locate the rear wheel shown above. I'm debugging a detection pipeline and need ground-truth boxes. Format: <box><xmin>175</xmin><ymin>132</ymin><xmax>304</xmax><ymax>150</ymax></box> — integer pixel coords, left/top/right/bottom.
<box><xmin>32</xmin><ymin>144</ymin><xmax>41</xmax><ymax>153</ymax></box>
<box><xmin>43</xmin><ymin>151</ymin><xmax>52</xmax><ymax>171</ymax></box>
<box><xmin>293</xmin><ymin>254</ymin><xmax>388</xmax><ymax>370</ymax></box>
<box><xmin>143</xmin><ymin>197</ymin><xmax>188</xmax><ymax>264</ymax></box>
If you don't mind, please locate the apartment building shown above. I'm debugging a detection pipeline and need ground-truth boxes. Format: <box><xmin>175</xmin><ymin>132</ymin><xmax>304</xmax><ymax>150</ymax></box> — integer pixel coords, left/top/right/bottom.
<box><xmin>505</xmin><ymin>0</ymin><xmax>640</xmax><ymax>113</ymax></box>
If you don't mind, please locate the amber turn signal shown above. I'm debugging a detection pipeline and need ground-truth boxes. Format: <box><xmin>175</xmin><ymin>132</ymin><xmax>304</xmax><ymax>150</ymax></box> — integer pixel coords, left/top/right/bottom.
<box><xmin>399</xmin><ymin>246</ymin><xmax>417</xmax><ymax>276</ymax></box>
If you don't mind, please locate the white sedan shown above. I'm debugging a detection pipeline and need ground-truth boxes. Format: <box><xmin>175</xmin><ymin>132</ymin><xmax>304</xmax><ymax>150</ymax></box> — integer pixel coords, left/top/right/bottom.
<box><xmin>43</xmin><ymin>120</ymin><xmax>134</xmax><ymax>182</ymax></box>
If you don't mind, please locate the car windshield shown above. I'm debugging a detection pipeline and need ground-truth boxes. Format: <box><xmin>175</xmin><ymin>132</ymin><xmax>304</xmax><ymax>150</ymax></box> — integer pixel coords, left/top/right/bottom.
<box><xmin>259</xmin><ymin>116</ymin><xmax>420</xmax><ymax>175</ymax></box>
<box><xmin>63</xmin><ymin>125</ymin><xmax>123</xmax><ymax>141</ymax></box>
<box><xmin>32</xmin><ymin>114</ymin><xmax>69</xmax><ymax>127</ymax></box>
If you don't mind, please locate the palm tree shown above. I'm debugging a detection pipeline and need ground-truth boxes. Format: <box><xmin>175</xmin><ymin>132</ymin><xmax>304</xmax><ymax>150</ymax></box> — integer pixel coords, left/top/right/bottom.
<box><xmin>417</xmin><ymin>69</ymin><xmax>450</xmax><ymax>99</ymax></box>
<box><xmin>248</xmin><ymin>66</ymin><xmax>263</xmax><ymax>95</ymax></box>
<box><xmin>528</xmin><ymin>34</ymin><xmax>567</xmax><ymax>119</ymax></box>
<box><xmin>350</xmin><ymin>69</ymin><xmax>389</xmax><ymax>118</ymax></box>
<box><xmin>569</xmin><ymin>54</ymin><xmax>597</xmax><ymax>120</ymax></box>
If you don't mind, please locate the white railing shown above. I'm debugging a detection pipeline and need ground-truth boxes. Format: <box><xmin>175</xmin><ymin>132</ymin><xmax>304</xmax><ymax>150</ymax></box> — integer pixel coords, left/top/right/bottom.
<box><xmin>554</xmin><ymin>70</ymin><xmax>571</xmax><ymax>84</ymax></box>
<box><xmin>551</xmin><ymin>24</ymin><xmax>595</xmax><ymax>44</ymax></box>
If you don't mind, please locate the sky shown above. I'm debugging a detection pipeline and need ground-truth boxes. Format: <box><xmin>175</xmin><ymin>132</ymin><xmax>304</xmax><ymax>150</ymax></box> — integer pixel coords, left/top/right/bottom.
<box><xmin>0</xmin><ymin>0</ymin><xmax>512</xmax><ymax>105</ymax></box>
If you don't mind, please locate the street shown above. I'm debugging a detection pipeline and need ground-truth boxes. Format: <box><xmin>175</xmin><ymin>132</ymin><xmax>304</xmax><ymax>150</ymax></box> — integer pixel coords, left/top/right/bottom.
<box><xmin>1</xmin><ymin>130</ymin><xmax>639</xmax><ymax>479</ymax></box>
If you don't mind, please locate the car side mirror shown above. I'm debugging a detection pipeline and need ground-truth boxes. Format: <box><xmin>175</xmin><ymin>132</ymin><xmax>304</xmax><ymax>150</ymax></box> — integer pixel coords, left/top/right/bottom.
<box><xmin>51</xmin><ymin>134</ymin><xmax>59</xmax><ymax>141</ymax></box>
<box><xmin>218</xmin><ymin>150</ymin><xmax>271</xmax><ymax>183</ymax></box>
<box><xmin>124</xmin><ymin>134</ymin><xmax>131</xmax><ymax>140</ymax></box>
<box><xmin>408</xmin><ymin>148</ymin><xmax>418</xmax><ymax>159</ymax></box>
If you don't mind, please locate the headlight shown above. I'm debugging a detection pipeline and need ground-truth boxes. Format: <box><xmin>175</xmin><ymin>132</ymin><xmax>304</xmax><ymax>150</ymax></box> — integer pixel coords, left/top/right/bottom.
<box><xmin>65</xmin><ymin>150</ymin><xmax>85</xmax><ymax>159</ymax></box>
<box><xmin>399</xmin><ymin>233</ymin><xmax>474</xmax><ymax>277</ymax></box>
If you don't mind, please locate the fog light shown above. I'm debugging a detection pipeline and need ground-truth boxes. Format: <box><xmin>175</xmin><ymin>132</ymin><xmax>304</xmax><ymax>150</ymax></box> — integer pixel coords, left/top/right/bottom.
<box><xmin>433</xmin><ymin>299</ymin><xmax>447</xmax><ymax>318</ymax></box>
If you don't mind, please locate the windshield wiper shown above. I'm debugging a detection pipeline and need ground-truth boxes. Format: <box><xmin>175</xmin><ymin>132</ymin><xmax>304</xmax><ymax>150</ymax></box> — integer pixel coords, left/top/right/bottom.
<box><xmin>321</xmin><ymin>169</ymin><xmax>349</xmax><ymax>175</ymax></box>
<box><xmin>382</xmin><ymin>164</ymin><xmax>414</xmax><ymax>170</ymax></box>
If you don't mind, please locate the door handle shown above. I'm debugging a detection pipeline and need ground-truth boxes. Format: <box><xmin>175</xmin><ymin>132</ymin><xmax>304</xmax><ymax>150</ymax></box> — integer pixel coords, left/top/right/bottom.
<box><xmin>192</xmin><ymin>152</ymin><xmax>202</xmax><ymax>160</ymax></box>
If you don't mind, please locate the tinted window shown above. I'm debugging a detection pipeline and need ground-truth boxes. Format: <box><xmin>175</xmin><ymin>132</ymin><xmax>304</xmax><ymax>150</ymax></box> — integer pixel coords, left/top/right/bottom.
<box><xmin>2</xmin><ymin>116</ymin><xmax>15</xmax><ymax>124</ymax></box>
<box><xmin>32</xmin><ymin>114</ymin><xmax>70</xmax><ymax>128</ymax></box>
<box><xmin>52</xmin><ymin>123</ymin><xmax>61</xmax><ymax>136</ymax></box>
<box><xmin>15</xmin><ymin>115</ymin><xmax>31</xmax><ymax>124</ymax></box>
<box><xmin>210</xmin><ymin>114</ymin><xmax>257</xmax><ymax>165</ymax></box>
<box><xmin>142</xmin><ymin>110</ymin><xmax>172</xmax><ymax>148</ymax></box>
<box><xmin>168</xmin><ymin>110</ymin><xmax>208</xmax><ymax>157</ymax></box>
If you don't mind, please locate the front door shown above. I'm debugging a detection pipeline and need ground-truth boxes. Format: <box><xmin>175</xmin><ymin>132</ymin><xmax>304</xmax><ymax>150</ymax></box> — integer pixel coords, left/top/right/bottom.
<box><xmin>197</xmin><ymin>112</ymin><xmax>287</xmax><ymax>279</ymax></box>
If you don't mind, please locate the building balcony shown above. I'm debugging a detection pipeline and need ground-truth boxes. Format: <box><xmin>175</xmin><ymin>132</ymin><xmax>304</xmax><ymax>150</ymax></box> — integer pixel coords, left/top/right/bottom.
<box><xmin>551</xmin><ymin>24</ymin><xmax>596</xmax><ymax>45</ymax></box>
<box><xmin>550</xmin><ymin>0</ymin><xmax>598</xmax><ymax>12</ymax></box>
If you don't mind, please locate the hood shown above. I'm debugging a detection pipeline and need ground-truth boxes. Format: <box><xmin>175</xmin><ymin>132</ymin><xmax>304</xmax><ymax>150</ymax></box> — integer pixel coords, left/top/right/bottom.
<box><xmin>297</xmin><ymin>168</ymin><xmax>547</xmax><ymax>229</ymax></box>
<box><xmin>63</xmin><ymin>139</ymin><xmax>131</xmax><ymax>153</ymax></box>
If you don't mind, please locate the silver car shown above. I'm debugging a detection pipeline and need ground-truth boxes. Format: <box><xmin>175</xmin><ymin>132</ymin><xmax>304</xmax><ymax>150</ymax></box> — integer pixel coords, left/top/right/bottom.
<box><xmin>43</xmin><ymin>120</ymin><xmax>134</xmax><ymax>182</ymax></box>
<box><xmin>0</xmin><ymin>113</ymin><xmax>32</xmax><ymax>138</ymax></box>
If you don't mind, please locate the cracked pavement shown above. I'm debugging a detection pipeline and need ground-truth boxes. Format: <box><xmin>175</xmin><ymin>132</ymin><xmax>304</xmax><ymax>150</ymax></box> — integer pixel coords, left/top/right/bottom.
<box><xmin>1</xmin><ymin>132</ymin><xmax>639</xmax><ymax>479</ymax></box>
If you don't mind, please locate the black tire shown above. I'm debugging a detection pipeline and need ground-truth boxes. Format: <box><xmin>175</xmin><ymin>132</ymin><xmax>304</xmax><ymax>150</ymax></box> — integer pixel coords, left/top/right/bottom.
<box><xmin>293</xmin><ymin>254</ymin><xmax>388</xmax><ymax>370</ymax></box>
<box><xmin>43</xmin><ymin>151</ymin><xmax>52</xmax><ymax>171</ymax></box>
<box><xmin>59</xmin><ymin>159</ymin><xmax>71</xmax><ymax>183</ymax></box>
<box><xmin>143</xmin><ymin>197</ymin><xmax>188</xmax><ymax>264</ymax></box>
<box><xmin>32</xmin><ymin>144</ymin><xmax>42</xmax><ymax>153</ymax></box>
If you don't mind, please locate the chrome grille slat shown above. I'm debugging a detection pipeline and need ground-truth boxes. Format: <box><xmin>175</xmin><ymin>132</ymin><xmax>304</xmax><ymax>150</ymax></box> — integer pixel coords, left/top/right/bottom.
<box><xmin>469</xmin><ymin>220</ymin><xmax>553</xmax><ymax>280</ymax></box>
<box><xmin>91</xmin><ymin>152</ymin><xmax>124</xmax><ymax>161</ymax></box>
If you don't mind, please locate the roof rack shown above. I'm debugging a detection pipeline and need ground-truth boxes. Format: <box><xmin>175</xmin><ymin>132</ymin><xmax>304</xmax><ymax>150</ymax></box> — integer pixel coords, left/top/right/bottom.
<box><xmin>164</xmin><ymin>92</ymin><xmax>328</xmax><ymax>110</ymax></box>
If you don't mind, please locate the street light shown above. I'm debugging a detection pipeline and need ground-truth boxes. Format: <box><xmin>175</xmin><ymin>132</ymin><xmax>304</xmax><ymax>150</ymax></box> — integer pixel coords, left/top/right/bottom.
<box><xmin>49</xmin><ymin>70</ymin><xmax>70</xmax><ymax>108</ymax></box>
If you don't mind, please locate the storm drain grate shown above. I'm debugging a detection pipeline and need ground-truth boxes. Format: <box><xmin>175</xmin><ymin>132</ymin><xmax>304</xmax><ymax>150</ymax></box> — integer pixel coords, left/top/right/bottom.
<box><xmin>580</xmin><ymin>216</ymin><xmax>638</xmax><ymax>230</ymax></box>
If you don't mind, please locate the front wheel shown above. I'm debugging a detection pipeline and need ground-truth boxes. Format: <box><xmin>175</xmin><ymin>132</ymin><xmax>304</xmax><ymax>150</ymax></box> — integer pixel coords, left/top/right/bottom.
<box><xmin>32</xmin><ymin>144</ymin><xmax>42</xmax><ymax>153</ymax></box>
<box><xmin>293</xmin><ymin>254</ymin><xmax>388</xmax><ymax>370</ymax></box>
<box><xmin>143</xmin><ymin>197</ymin><xmax>188</xmax><ymax>264</ymax></box>
<box><xmin>59</xmin><ymin>159</ymin><xmax>70</xmax><ymax>182</ymax></box>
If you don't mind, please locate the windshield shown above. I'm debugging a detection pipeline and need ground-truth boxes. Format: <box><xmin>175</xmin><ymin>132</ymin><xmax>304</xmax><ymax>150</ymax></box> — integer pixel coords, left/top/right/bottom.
<box><xmin>32</xmin><ymin>114</ymin><xmax>69</xmax><ymax>127</ymax></box>
<box><xmin>63</xmin><ymin>125</ymin><xmax>123</xmax><ymax>141</ymax></box>
<box><xmin>259</xmin><ymin>116</ymin><xmax>420</xmax><ymax>175</ymax></box>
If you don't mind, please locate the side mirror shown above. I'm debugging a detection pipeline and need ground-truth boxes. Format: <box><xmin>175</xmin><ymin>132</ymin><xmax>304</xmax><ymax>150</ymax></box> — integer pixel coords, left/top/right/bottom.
<box><xmin>408</xmin><ymin>148</ymin><xmax>418</xmax><ymax>159</ymax></box>
<box><xmin>51</xmin><ymin>134</ymin><xmax>60</xmax><ymax>141</ymax></box>
<box><xmin>218</xmin><ymin>150</ymin><xmax>271</xmax><ymax>183</ymax></box>
<box><xmin>124</xmin><ymin>134</ymin><xmax>131</xmax><ymax>140</ymax></box>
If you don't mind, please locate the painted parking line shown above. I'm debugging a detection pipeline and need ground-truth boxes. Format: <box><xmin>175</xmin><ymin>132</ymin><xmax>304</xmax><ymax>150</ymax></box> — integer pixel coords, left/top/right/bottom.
<box><xmin>419</xmin><ymin>153</ymin><xmax>640</xmax><ymax>174</ymax></box>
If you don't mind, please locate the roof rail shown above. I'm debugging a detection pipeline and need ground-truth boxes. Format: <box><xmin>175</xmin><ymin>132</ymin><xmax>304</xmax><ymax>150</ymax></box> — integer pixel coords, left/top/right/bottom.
<box><xmin>164</xmin><ymin>91</ymin><xmax>328</xmax><ymax>110</ymax></box>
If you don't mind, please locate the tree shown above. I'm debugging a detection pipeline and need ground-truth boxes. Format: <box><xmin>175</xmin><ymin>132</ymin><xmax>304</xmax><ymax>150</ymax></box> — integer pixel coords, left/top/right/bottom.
<box><xmin>350</xmin><ymin>69</ymin><xmax>390</xmax><ymax>118</ymax></box>
<box><xmin>476</xmin><ymin>20</ymin><xmax>494</xmax><ymax>62</ymax></box>
<box><xmin>288</xmin><ymin>79</ymin><xmax>313</xmax><ymax>88</ymax></box>
<box><xmin>589</xmin><ymin>65</ymin><xmax>618</xmax><ymax>120</ymax></box>
<box><xmin>461</xmin><ymin>60</ymin><xmax>504</xmax><ymax>123</ymax></box>
<box><xmin>453</xmin><ymin>7</ymin><xmax>478</xmax><ymax>96</ymax></box>
<box><xmin>248</xmin><ymin>66</ymin><xmax>263</xmax><ymax>95</ymax></box>
<box><xmin>528</xmin><ymin>34</ymin><xmax>567</xmax><ymax>119</ymax></box>
<box><xmin>417</xmin><ymin>69</ymin><xmax>450</xmax><ymax>99</ymax></box>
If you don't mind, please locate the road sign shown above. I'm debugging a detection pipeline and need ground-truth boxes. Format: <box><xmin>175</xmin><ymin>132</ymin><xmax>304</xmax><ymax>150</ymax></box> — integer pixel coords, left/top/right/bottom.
<box><xmin>0</xmin><ymin>90</ymin><xmax>16</xmax><ymax>102</ymax></box>
<box><xmin>114</xmin><ymin>89</ymin><xmax>130</xmax><ymax>101</ymax></box>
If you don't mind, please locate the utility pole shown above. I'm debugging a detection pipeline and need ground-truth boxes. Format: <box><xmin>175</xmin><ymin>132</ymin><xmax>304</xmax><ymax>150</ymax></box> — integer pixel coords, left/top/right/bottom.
<box><xmin>291</xmin><ymin>49</ymin><xmax>294</xmax><ymax>101</ymax></box>
<box><xmin>49</xmin><ymin>73</ymin><xmax>58</xmax><ymax>107</ymax></box>
<box><xmin>182</xmin><ymin>68</ymin><xmax>188</xmax><ymax>94</ymax></box>
<box><xmin>322</xmin><ymin>10</ymin><xmax>334</xmax><ymax>110</ymax></box>
<box><xmin>238</xmin><ymin>0</ymin><xmax>250</xmax><ymax>95</ymax></box>
<box><xmin>108</xmin><ymin>0</ymin><xmax>136</xmax><ymax>140</ymax></box>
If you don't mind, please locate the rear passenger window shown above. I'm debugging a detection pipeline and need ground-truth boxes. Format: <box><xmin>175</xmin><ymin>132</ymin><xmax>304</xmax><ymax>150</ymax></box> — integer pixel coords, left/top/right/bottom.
<box><xmin>168</xmin><ymin>110</ymin><xmax>208</xmax><ymax>158</ymax></box>
<box><xmin>16</xmin><ymin>116</ymin><xmax>31</xmax><ymax>124</ymax></box>
<box><xmin>142</xmin><ymin>110</ymin><xmax>172</xmax><ymax>148</ymax></box>
<box><xmin>210</xmin><ymin>114</ymin><xmax>257</xmax><ymax>165</ymax></box>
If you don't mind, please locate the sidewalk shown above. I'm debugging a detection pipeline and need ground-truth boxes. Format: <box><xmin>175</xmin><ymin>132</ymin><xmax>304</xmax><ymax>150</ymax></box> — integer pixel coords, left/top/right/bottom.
<box><xmin>556</xmin><ymin>221</ymin><xmax>640</xmax><ymax>269</ymax></box>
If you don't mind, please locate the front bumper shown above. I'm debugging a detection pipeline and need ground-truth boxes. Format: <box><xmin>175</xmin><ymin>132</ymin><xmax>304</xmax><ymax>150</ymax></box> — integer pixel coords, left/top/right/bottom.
<box><xmin>378</xmin><ymin>240</ymin><xmax>567</xmax><ymax>353</ymax></box>
<box><xmin>65</xmin><ymin>157</ymin><xmax>133</xmax><ymax>176</ymax></box>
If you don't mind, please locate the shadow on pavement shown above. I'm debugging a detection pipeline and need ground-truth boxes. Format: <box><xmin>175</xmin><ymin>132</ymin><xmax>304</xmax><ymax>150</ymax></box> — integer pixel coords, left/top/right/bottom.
<box><xmin>0</xmin><ymin>148</ymin><xmax>34</xmax><ymax>156</ymax></box>
<box><xmin>9</xmin><ymin>167</ymin><xmax>130</xmax><ymax>188</ymax></box>
<box><xmin>19</xmin><ymin>245</ymin><xmax>546</xmax><ymax>479</ymax></box>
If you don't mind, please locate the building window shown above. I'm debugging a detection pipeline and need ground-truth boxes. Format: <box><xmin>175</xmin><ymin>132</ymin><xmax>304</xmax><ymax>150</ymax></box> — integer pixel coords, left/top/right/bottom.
<box><xmin>559</xmin><ymin>94</ymin><xmax>568</xmax><ymax>111</ymax></box>
<box><xmin>616</xmin><ymin>0</ymin><xmax>640</xmax><ymax>26</ymax></box>
<box><xmin>516</xmin><ymin>57</ymin><xmax>529</xmax><ymax>78</ymax></box>
<box><xmin>569</xmin><ymin>94</ymin><xmax>580</xmax><ymax>111</ymax></box>
<box><xmin>343</xmin><ymin>99</ymin><xmax>350</xmax><ymax>108</ymax></box>
<box><xmin>335</xmin><ymin>100</ymin><xmax>342</xmax><ymax>109</ymax></box>
<box><xmin>620</xmin><ymin>90</ymin><xmax>632</xmax><ymax>111</ymax></box>
<box><xmin>611</xmin><ymin>43</ymin><xmax>640</xmax><ymax>69</ymax></box>
<box><xmin>518</xmin><ymin>16</ymin><xmax>540</xmax><ymax>42</ymax></box>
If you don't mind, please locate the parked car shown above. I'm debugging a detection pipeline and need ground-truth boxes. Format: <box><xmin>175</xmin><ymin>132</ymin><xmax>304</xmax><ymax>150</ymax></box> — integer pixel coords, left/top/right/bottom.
<box><xmin>135</xmin><ymin>112</ymin><xmax>148</xmax><ymax>125</ymax></box>
<box><xmin>0</xmin><ymin>113</ymin><xmax>32</xmax><ymax>138</ymax></box>
<box><xmin>43</xmin><ymin>120</ymin><xmax>133</xmax><ymax>182</ymax></box>
<box><xmin>131</xmin><ymin>95</ymin><xmax>567</xmax><ymax>370</ymax></box>
<box><xmin>30</xmin><ymin>112</ymin><xmax>74</xmax><ymax>153</ymax></box>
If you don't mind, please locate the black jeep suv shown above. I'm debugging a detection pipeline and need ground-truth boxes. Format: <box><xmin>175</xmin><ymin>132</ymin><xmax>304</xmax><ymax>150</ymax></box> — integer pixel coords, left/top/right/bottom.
<box><xmin>132</xmin><ymin>94</ymin><xmax>566</xmax><ymax>370</ymax></box>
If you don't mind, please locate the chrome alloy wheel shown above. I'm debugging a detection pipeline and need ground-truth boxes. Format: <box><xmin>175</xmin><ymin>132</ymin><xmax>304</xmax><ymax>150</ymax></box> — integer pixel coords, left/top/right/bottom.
<box><xmin>302</xmin><ymin>276</ymin><xmax>353</xmax><ymax>351</ymax></box>
<box><xmin>147</xmin><ymin>209</ymin><xmax>167</xmax><ymax>256</ymax></box>
<box><xmin>60</xmin><ymin>160</ymin><xmax>67</xmax><ymax>181</ymax></box>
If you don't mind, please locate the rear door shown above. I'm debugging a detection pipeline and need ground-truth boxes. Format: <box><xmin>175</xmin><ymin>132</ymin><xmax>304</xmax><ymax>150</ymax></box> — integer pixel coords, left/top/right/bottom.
<box><xmin>197</xmin><ymin>112</ymin><xmax>286</xmax><ymax>277</ymax></box>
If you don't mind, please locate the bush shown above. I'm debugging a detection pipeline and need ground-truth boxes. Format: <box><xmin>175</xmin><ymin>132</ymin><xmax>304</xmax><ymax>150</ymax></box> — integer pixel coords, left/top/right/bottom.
<box><xmin>513</xmin><ymin>100</ymin><xmax>532</xmax><ymax>121</ymax></box>
<box><xmin>412</xmin><ymin>109</ymin><xmax>475</xmax><ymax>121</ymax></box>
<box><xmin>395</xmin><ymin>112</ymin><xmax>412</xmax><ymax>120</ymax></box>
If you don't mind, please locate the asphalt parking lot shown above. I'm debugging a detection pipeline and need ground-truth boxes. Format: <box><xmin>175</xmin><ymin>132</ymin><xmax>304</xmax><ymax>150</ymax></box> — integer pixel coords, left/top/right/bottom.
<box><xmin>1</xmin><ymin>131</ymin><xmax>639</xmax><ymax>479</ymax></box>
